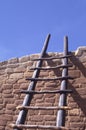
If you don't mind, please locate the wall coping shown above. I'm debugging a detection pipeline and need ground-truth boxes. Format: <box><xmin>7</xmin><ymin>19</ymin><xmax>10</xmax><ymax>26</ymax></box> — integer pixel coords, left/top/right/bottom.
<box><xmin>0</xmin><ymin>46</ymin><xmax>86</xmax><ymax>65</ymax></box>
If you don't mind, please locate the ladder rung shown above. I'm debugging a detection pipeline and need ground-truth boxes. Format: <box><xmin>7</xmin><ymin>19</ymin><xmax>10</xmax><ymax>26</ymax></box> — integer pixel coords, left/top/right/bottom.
<box><xmin>30</xmin><ymin>64</ymin><xmax>73</xmax><ymax>70</ymax></box>
<box><xmin>26</xmin><ymin>76</ymin><xmax>74</xmax><ymax>81</ymax></box>
<box><xmin>16</xmin><ymin>106</ymin><xmax>71</xmax><ymax>110</ymax></box>
<box><xmin>20</xmin><ymin>89</ymin><xmax>73</xmax><ymax>94</ymax></box>
<box><xmin>9</xmin><ymin>124</ymin><xmax>70</xmax><ymax>129</ymax></box>
<box><xmin>31</xmin><ymin>54</ymin><xmax>72</xmax><ymax>61</ymax></box>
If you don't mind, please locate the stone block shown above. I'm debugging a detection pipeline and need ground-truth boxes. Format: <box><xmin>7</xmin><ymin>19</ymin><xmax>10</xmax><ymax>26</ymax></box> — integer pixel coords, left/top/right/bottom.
<box><xmin>0</xmin><ymin>109</ymin><xmax>5</xmax><ymax>114</ymax></box>
<box><xmin>19</xmin><ymin>83</ymin><xmax>28</xmax><ymax>89</ymax></box>
<box><xmin>24</xmin><ymin>72</ymin><xmax>33</xmax><ymax>78</ymax></box>
<box><xmin>8</xmin><ymin>58</ymin><xmax>19</xmax><ymax>64</ymax></box>
<box><xmin>70</xmin><ymin>122</ymin><xmax>85</xmax><ymax>129</ymax></box>
<box><xmin>6</xmin><ymin>104</ymin><xmax>16</xmax><ymax>110</ymax></box>
<box><xmin>30</xmin><ymin>115</ymin><xmax>43</xmax><ymax>121</ymax></box>
<box><xmin>9</xmin><ymin>73</ymin><xmax>24</xmax><ymax>79</ymax></box>
<box><xmin>17</xmin><ymin>78</ymin><xmax>28</xmax><ymax>83</ymax></box>
<box><xmin>44</xmin><ymin>115</ymin><xmax>56</xmax><ymax>121</ymax></box>
<box><xmin>0</xmin><ymin>69</ymin><xmax>6</xmax><ymax>75</ymax></box>
<box><xmin>0</xmin><ymin>99</ymin><xmax>3</xmax><ymax>104</ymax></box>
<box><xmin>14</xmin><ymin>66</ymin><xmax>26</xmax><ymax>73</ymax></box>
<box><xmin>45</xmin><ymin>98</ymin><xmax>55</xmax><ymax>103</ymax></box>
<box><xmin>5</xmin><ymin>110</ymin><xmax>13</xmax><ymax>114</ymax></box>
<box><xmin>19</xmin><ymin>55</ymin><xmax>30</xmax><ymax>63</ymax></box>
<box><xmin>0</xmin><ymin>114</ymin><xmax>13</xmax><ymax>121</ymax></box>
<box><xmin>0</xmin><ymin>120</ymin><xmax>7</xmax><ymax>126</ymax></box>
<box><xmin>15</xmin><ymin>100</ymin><xmax>22</xmax><ymax>105</ymax></box>
<box><xmin>2</xmin><ymin>93</ymin><xmax>13</xmax><ymax>98</ymax></box>
<box><xmin>69</xmin><ymin>70</ymin><xmax>81</xmax><ymax>78</ymax></box>
<box><xmin>34</xmin><ymin>94</ymin><xmax>44</xmax><ymax>100</ymax></box>
<box><xmin>40</xmin><ymin>110</ymin><xmax>54</xmax><ymax>115</ymax></box>
<box><xmin>69</xmin><ymin>116</ymin><xmax>83</xmax><ymax>122</ymax></box>
<box><xmin>3</xmin><ymin>89</ymin><xmax>12</xmax><ymax>94</ymax></box>
<box><xmin>5</xmin><ymin>68</ymin><xmax>14</xmax><ymax>74</ymax></box>
<box><xmin>0</xmin><ymin>126</ymin><xmax>5</xmax><ymax>130</ymax></box>
<box><xmin>6</xmin><ymin>78</ymin><xmax>17</xmax><ymax>84</ymax></box>
<box><xmin>44</xmin><ymin>121</ymin><xmax>55</xmax><ymax>125</ymax></box>
<box><xmin>69</xmin><ymin>109</ymin><xmax>79</xmax><ymax>116</ymax></box>
<box><xmin>4</xmin><ymin>98</ymin><xmax>15</xmax><ymax>104</ymax></box>
<box><xmin>2</xmin><ymin>84</ymin><xmax>13</xmax><ymax>89</ymax></box>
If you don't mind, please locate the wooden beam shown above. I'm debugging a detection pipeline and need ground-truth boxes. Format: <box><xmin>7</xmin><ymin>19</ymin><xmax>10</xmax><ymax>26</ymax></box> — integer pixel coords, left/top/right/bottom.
<box><xmin>31</xmin><ymin>55</ymin><xmax>72</xmax><ymax>61</ymax></box>
<box><xmin>20</xmin><ymin>89</ymin><xmax>72</xmax><ymax>94</ymax></box>
<box><xmin>26</xmin><ymin>76</ymin><xmax>74</xmax><ymax>81</ymax></box>
<box><xmin>30</xmin><ymin>64</ymin><xmax>73</xmax><ymax>70</ymax></box>
<box><xmin>9</xmin><ymin>124</ymin><xmax>71</xmax><ymax>130</ymax></box>
<box><xmin>16</xmin><ymin>106</ymin><xmax>71</xmax><ymax>110</ymax></box>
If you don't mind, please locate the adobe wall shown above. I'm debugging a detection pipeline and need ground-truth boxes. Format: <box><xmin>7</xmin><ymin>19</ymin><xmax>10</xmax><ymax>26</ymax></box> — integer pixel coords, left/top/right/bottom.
<box><xmin>0</xmin><ymin>47</ymin><xmax>86</xmax><ymax>130</ymax></box>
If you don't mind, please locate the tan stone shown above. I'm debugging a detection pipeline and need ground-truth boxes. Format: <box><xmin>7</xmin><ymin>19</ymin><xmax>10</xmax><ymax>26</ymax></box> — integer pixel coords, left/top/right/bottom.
<box><xmin>40</xmin><ymin>110</ymin><xmax>54</xmax><ymax>115</ymax></box>
<box><xmin>14</xmin><ymin>65</ymin><xmax>26</xmax><ymax>73</ymax></box>
<box><xmin>44</xmin><ymin>115</ymin><xmax>56</xmax><ymax>121</ymax></box>
<box><xmin>6</xmin><ymin>104</ymin><xmax>16</xmax><ymax>110</ymax></box>
<box><xmin>5</xmin><ymin>68</ymin><xmax>14</xmax><ymax>74</ymax></box>
<box><xmin>9</xmin><ymin>73</ymin><xmax>24</xmax><ymax>79</ymax></box>
<box><xmin>8</xmin><ymin>58</ymin><xmax>18</xmax><ymax>64</ymax></box>
<box><xmin>2</xmin><ymin>93</ymin><xmax>13</xmax><ymax>98</ymax></box>
<box><xmin>0</xmin><ymin>114</ymin><xmax>13</xmax><ymax>121</ymax></box>
<box><xmin>19</xmin><ymin>55</ymin><xmax>30</xmax><ymax>63</ymax></box>
<box><xmin>69</xmin><ymin>109</ymin><xmax>79</xmax><ymax>116</ymax></box>
<box><xmin>0</xmin><ymin>69</ymin><xmax>6</xmax><ymax>75</ymax></box>
<box><xmin>2</xmin><ymin>84</ymin><xmax>13</xmax><ymax>89</ymax></box>
<box><xmin>3</xmin><ymin>89</ymin><xmax>12</xmax><ymax>94</ymax></box>
<box><xmin>69</xmin><ymin>70</ymin><xmax>81</xmax><ymax>78</ymax></box>
<box><xmin>30</xmin><ymin>115</ymin><xmax>43</xmax><ymax>121</ymax></box>
<box><xmin>7</xmin><ymin>63</ymin><xmax>19</xmax><ymax>68</ymax></box>
<box><xmin>0</xmin><ymin>126</ymin><xmax>5</xmax><ymax>130</ymax></box>
<box><xmin>4</xmin><ymin>98</ymin><xmax>15</xmax><ymax>104</ymax></box>
<box><xmin>0</xmin><ymin>99</ymin><xmax>3</xmax><ymax>104</ymax></box>
<box><xmin>5</xmin><ymin>110</ymin><xmax>13</xmax><ymax>114</ymax></box>
<box><xmin>19</xmin><ymin>83</ymin><xmax>28</xmax><ymax>89</ymax></box>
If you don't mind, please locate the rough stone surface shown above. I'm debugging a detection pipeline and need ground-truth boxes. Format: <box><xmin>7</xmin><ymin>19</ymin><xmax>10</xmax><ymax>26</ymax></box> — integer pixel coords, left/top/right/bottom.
<box><xmin>0</xmin><ymin>47</ymin><xmax>86</xmax><ymax>130</ymax></box>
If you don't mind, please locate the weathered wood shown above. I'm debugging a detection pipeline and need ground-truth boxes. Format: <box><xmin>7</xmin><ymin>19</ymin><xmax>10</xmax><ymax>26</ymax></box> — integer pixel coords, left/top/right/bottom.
<box><xmin>16</xmin><ymin>106</ymin><xmax>71</xmax><ymax>110</ymax></box>
<box><xmin>30</xmin><ymin>64</ymin><xmax>73</xmax><ymax>70</ymax></box>
<box><xmin>56</xmin><ymin>36</ymin><xmax>69</xmax><ymax>126</ymax></box>
<box><xmin>26</xmin><ymin>76</ymin><xmax>74</xmax><ymax>81</ymax></box>
<box><xmin>31</xmin><ymin>55</ymin><xmax>72</xmax><ymax>61</ymax></box>
<box><xmin>14</xmin><ymin>34</ymin><xmax>51</xmax><ymax>130</ymax></box>
<box><xmin>10</xmin><ymin>124</ymin><xmax>70</xmax><ymax>130</ymax></box>
<box><xmin>20</xmin><ymin>89</ymin><xmax>72</xmax><ymax>94</ymax></box>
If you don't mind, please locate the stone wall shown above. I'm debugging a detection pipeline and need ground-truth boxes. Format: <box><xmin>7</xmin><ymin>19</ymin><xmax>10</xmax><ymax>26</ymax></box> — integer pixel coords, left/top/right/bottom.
<box><xmin>0</xmin><ymin>47</ymin><xmax>86</xmax><ymax>130</ymax></box>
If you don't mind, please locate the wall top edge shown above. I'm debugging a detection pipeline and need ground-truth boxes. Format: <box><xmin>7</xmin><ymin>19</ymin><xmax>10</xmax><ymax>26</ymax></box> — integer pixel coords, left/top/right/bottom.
<box><xmin>75</xmin><ymin>46</ymin><xmax>86</xmax><ymax>56</ymax></box>
<box><xmin>0</xmin><ymin>46</ymin><xmax>86</xmax><ymax>65</ymax></box>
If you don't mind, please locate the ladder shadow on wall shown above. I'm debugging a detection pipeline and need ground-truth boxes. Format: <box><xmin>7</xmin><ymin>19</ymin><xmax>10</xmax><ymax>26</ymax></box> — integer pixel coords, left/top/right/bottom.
<box><xmin>45</xmin><ymin>53</ymin><xmax>86</xmax><ymax>116</ymax></box>
<box><xmin>69</xmin><ymin>52</ymin><xmax>86</xmax><ymax>77</ymax></box>
<box><xmin>45</xmin><ymin>53</ymin><xmax>62</xmax><ymax>77</ymax></box>
<box><xmin>68</xmin><ymin>82</ymin><xmax>86</xmax><ymax>116</ymax></box>
<box><xmin>69</xmin><ymin>53</ymin><xmax>86</xmax><ymax>116</ymax></box>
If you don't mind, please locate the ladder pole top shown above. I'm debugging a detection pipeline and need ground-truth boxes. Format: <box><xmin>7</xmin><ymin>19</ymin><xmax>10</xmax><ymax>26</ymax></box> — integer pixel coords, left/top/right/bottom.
<box><xmin>40</xmin><ymin>33</ymin><xmax>51</xmax><ymax>56</ymax></box>
<box><xmin>64</xmin><ymin>36</ymin><xmax>68</xmax><ymax>55</ymax></box>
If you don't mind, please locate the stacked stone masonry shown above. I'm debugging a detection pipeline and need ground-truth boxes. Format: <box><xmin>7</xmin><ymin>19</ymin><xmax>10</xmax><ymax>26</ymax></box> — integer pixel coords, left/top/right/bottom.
<box><xmin>0</xmin><ymin>46</ymin><xmax>86</xmax><ymax>130</ymax></box>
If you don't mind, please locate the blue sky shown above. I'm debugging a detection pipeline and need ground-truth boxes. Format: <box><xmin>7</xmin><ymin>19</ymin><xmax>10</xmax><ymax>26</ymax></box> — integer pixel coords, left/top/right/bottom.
<box><xmin>0</xmin><ymin>0</ymin><xmax>86</xmax><ymax>61</ymax></box>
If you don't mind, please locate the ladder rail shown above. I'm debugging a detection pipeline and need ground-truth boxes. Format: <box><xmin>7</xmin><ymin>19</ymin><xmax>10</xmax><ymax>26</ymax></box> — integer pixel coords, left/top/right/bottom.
<box><xmin>14</xmin><ymin>34</ymin><xmax>51</xmax><ymax>130</ymax></box>
<box><xmin>56</xmin><ymin>36</ymin><xmax>69</xmax><ymax>126</ymax></box>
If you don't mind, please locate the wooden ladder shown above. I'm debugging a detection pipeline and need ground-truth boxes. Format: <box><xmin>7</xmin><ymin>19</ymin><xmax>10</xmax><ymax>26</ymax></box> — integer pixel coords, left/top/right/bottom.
<box><xmin>10</xmin><ymin>34</ymin><xmax>73</xmax><ymax>130</ymax></box>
